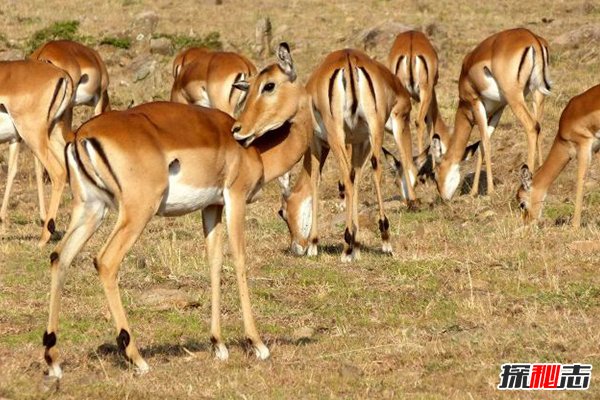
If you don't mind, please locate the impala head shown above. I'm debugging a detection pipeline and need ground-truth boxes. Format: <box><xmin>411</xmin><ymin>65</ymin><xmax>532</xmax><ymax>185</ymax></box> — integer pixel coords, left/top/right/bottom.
<box><xmin>278</xmin><ymin>181</ymin><xmax>313</xmax><ymax>256</ymax></box>
<box><xmin>231</xmin><ymin>42</ymin><xmax>301</xmax><ymax>147</ymax></box>
<box><xmin>433</xmin><ymin>136</ymin><xmax>480</xmax><ymax>200</ymax></box>
<box><xmin>516</xmin><ymin>164</ymin><xmax>540</xmax><ymax>224</ymax></box>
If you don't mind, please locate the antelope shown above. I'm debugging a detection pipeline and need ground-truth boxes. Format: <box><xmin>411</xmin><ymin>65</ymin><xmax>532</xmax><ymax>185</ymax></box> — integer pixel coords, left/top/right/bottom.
<box><xmin>31</xmin><ymin>40</ymin><xmax>111</xmax><ymax>120</ymax></box>
<box><xmin>170</xmin><ymin>48</ymin><xmax>257</xmax><ymax>117</ymax></box>
<box><xmin>517</xmin><ymin>84</ymin><xmax>600</xmax><ymax>228</ymax></box>
<box><xmin>278</xmin><ymin>48</ymin><xmax>415</xmax><ymax>262</ymax></box>
<box><xmin>42</xmin><ymin>43</ymin><xmax>311</xmax><ymax>378</ymax></box>
<box><xmin>388</xmin><ymin>30</ymin><xmax>451</xmax><ymax>154</ymax></box>
<box><xmin>0</xmin><ymin>60</ymin><xmax>73</xmax><ymax>246</ymax></box>
<box><xmin>435</xmin><ymin>28</ymin><xmax>551</xmax><ymax>200</ymax></box>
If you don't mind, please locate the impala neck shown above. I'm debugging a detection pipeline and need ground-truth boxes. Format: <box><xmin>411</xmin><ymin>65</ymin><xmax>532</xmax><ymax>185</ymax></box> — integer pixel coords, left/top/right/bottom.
<box><xmin>531</xmin><ymin>135</ymin><xmax>572</xmax><ymax>202</ymax></box>
<box><xmin>252</xmin><ymin>93</ymin><xmax>312</xmax><ymax>183</ymax></box>
<box><xmin>444</xmin><ymin>101</ymin><xmax>473</xmax><ymax>163</ymax></box>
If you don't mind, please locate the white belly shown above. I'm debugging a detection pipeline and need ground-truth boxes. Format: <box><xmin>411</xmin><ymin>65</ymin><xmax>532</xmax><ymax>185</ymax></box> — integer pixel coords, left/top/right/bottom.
<box><xmin>481</xmin><ymin>72</ymin><xmax>504</xmax><ymax>104</ymax></box>
<box><xmin>158</xmin><ymin>180</ymin><xmax>223</xmax><ymax>216</ymax></box>
<box><xmin>0</xmin><ymin>112</ymin><xmax>17</xmax><ymax>143</ymax></box>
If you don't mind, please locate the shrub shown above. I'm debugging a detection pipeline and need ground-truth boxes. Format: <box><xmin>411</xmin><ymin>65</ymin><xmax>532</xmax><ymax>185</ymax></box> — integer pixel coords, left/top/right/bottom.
<box><xmin>154</xmin><ymin>31</ymin><xmax>222</xmax><ymax>51</ymax></box>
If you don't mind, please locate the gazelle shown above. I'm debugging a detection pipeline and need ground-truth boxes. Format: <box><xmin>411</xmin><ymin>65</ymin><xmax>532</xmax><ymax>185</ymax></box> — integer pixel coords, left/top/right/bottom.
<box><xmin>388</xmin><ymin>30</ymin><xmax>450</xmax><ymax>154</ymax></box>
<box><xmin>170</xmin><ymin>48</ymin><xmax>257</xmax><ymax>117</ymax></box>
<box><xmin>31</xmin><ymin>40</ymin><xmax>111</xmax><ymax>120</ymax></box>
<box><xmin>278</xmin><ymin>48</ymin><xmax>415</xmax><ymax>262</ymax></box>
<box><xmin>43</xmin><ymin>43</ymin><xmax>312</xmax><ymax>378</ymax></box>
<box><xmin>0</xmin><ymin>60</ymin><xmax>73</xmax><ymax>246</ymax></box>
<box><xmin>435</xmin><ymin>28</ymin><xmax>551</xmax><ymax>200</ymax></box>
<box><xmin>517</xmin><ymin>84</ymin><xmax>600</xmax><ymax>228</ymax></box>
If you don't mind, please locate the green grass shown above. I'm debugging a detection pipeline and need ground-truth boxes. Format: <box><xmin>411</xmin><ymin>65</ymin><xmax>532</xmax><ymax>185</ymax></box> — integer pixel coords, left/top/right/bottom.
<box><xmin>99</xmin><ymin>36</ymin><xmax>131</xmax><ymax>49</ymax></box>
<box><xmin>153</xmin><ymin>31</ymin><xmax>222</xmax><ymax>51</ymax></box>
<box><xmin>25</xmin><ymin>20</ymin><xmax>92</xmax><ymax>54</ymax></box>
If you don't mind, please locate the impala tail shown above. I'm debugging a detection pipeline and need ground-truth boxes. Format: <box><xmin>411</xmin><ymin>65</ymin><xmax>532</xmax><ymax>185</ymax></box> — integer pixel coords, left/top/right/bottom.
<box><xmin>524</xmin><ymin>38</ymin><xmax>552</xmax><ymax>95</ymax></box>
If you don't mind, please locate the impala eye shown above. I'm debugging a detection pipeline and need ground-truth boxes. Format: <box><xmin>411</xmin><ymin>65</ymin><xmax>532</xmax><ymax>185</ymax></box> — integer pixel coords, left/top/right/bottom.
<box><xmin>262</xmin><ymin>82</ymin><xmax>275</xmax><ymax>93</ymax></box>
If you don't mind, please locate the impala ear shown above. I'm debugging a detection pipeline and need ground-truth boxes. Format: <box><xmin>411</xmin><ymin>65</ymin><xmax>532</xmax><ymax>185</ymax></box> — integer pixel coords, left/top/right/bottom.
<box><xmin>233</xmin><ymin>80</ymin><xmax>250</xmax><ymax>92</ymax></box>
<box><xmin>520</xmin><ymin>164</ymin><xmax>533</xmax><ymax>192</ymax></box>
<box><xmin>277</xmin><ymin>42</ymin><xmax>296</xmax><ymax>82</ymax></box>
<box><xmin>462</xmin><ymin>140</ymin><xmax>480</xmax><ymax>161</ymax></box>
<box><xmin>382</xmin><ymin>146</ymin><xmax>402</xmax><ymax>174</ymax></box>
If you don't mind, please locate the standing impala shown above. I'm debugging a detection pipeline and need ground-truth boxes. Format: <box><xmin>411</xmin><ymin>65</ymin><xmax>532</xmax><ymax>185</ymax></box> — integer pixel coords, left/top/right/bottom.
<box><xmin>42</xmin><ymin>43</ymin><xmax>312</xmax><ymax>378</ymax></box>
<box><xmin>170</xmin><ymin>48</ymin><xmax>257</xmax><ymax>117</ymax></box>
<box><xmin>435</xmin><ymin>28</ymin><xmax>551</xmax><ymax>200</ymax></box>
<box><xmin>517</xmin><ymin>84</ymin><xmax>600</xmax><ymax>228</ymax></box>
<box><xmin>388</xmin><ymin>30</ymin><xmax>450</xmax><ymax>154</ymax></box>
<box><xmin>277</xmin><ymin>48</ymin><xmax>415</xmax><ymax>262</ymax></box>
<box><xmin>0</xmin><ymin>60</ymin><xmax>73</xmax><ymax>246</ymax></box>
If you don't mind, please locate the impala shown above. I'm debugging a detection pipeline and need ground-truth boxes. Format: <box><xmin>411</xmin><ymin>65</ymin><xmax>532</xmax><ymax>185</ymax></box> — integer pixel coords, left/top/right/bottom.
<box><xmin>0</xmin><ymin>60</ymin><xmax>73</xmax><ymax>246</ymax></box>
<box><xmin>435</xmin><ymin>28</ymin><xmax>551</xmax><ymax>200</ymax></box>
<box><xmin>388</xmin><ymin>30</ymin><xmax>451</xmax><ymax>154</ymax></box>
<box><xmin>277</xmin><ymin>48</ymin><xmax>415</xmax><ymax>262</ymax></box>
<box><xmin>31</xmin><ymin>40</ymin><xmax>111</xmax><ymax>119</ymax></box>
<box><xmin>43</xmin><ymin>43</ymin><xmax>311</xmax><ymax>378</ymax></box>
<box><xmin>171</xmin><ymin>48</ymin><xmax>257</xmax><ymax>117</ymax></box>
<box><xmin>517</xmin><ymin>84</ymin><xmax>600</xmax><ymax>228</ymax></box>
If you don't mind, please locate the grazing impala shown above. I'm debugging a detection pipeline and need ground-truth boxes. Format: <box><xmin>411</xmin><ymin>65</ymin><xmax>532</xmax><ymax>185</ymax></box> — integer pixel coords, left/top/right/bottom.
<box><xmin>435</xmin><ymin>28</ymin><xmax>551</xmax><ymax>200</ymax></box>
<box><xmin>278</xmin><ymin>48</ymin><xmax>415</xmax><ymax>262</ymax></box>
<box><xmin>31</xmin><ymin>40</ymin><xmax>111</xmax><ymax>120</ymax></box>
<box><xmin>517</xmin><ymin>84</ymin><xmax>600</xmax><ymax>228</ymax></box>
<box><xmin>0</xmin><ymin>60</ymin><xmax>73</xmax><ymax>245</ymax></box>
<box><xmin>43</xmin><ymin>44</ymin><xmax>312</xmax><ymax>378</ymax></box>
<box><xmin>388</xmin><ymin>30</ymin><xmax>450</xmax><ymax>154</ymax></box>
<box><xmin>170</xmin><ymin>48</ymin><xmax>257</xmax><ymax>117</ymax></box>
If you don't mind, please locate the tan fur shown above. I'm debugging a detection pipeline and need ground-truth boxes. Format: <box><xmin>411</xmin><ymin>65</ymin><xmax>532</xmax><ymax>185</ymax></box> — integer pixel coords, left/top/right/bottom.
<box><xmin>0</xmin><ymin>60</ymin><xmax>73</xmax><ymax>246</ymax></box>
<box><xmin>43</xmin><ymin>45</ymin><xmax>313</xmax><ymax>377</ymax></box>
<box><xmin>436</xmin><ymin>28</ymin><xmax>551</xmax><ymax>200</ymax></box>
<box><xmin>517</xmin><ymin>84</ymin><xmax>600</xmax><ymax>228</ymax></box>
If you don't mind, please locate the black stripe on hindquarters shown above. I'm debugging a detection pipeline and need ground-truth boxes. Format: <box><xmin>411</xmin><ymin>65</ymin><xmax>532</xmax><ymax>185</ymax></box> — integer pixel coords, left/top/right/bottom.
<box><xmin>46</xmin><ymin>77</ymin><xmax>66</xmax><ymax>129</ymax></box>
<box><xmin>394</xmin><ymin>55</ymin><xmax>405</xmax><ymax>75</ymax></box>
<box><xmin>517</xmin><ymin>46</ymin><xmax>531</xmax><ymax>82</ymax></box>
<box><xmin>328</xmin><ymin>68</ymin><xmax>341</xmax><ymax>116</ymax></box>
<box><xmin>229</xmin><ymin>72</ymin><xmax>243</xmax><ymax>103</ymax></box>
<box><xmin>346</xmin><ymin>53</ymin><xmax>358</xmax><ymax>117</ymax></box>
<box><xmin>408</xmin><ymin>31</ymin><xmax>414</xmax><ymax>94</ymax></box>
<box><xmin>358</xmin><ymin>66</ymin><xmax>377</xmax><ymax>112</ymax></box>
<box><xmin>73</xmin><ymin>140</ymin><xmax>115</xmax><ymax>201</ymax></box>
<box><xmin>417</xmin><ymin>55</ymin><xmax>429</xmax><ymax>84</ymax></box>
<box><xmin>86</xmin><ymin>138</ymin><xmax>122</xmax><ymax>192</ymax></box>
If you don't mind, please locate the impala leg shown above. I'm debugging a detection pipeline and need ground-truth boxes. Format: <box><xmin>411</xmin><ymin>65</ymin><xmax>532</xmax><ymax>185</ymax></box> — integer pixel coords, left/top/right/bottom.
<box><xmin>391</xmin><ymin>103</ymin><xmax>417</xmax><ymax>205</ymax></box>
<box><xmin>348</xmin><ymin>142</ymin><xmax>370</xmax><ymax>262</ymax></box>
<box><xmin>95</xmin><ymin>90</ymin><xmax>111</xmax><ymax>114</ymax></box>
<box><xmin>532</xmin><ymin>90</ymin><xmax>546</xmax><ymax>167</ymax></box>
<box><xmin>44</xmin><ymin>198</ymin><xmax>106</xmax><ymax>379</ymax></box>
<box><xmin>470</xmin><ymin>107</ymin><xmax>504</xmax><ymax>196</ymax></box>
<box><xmin>573</xmin><ymin>143</ymin><xmax>592</xmax><ymax>228</ymax></box>
<box><xmin>472</xmin><ymin>101</ymin><xmax>494</xmax><ymax>195</ymax></box>
<box><xmin>308</xmin><ymin>141</ymin><xmax>328</xmax><ymax>257</ymax></box>
<box><xmin>417</xmin><ymin>87</ymin><xmax>434</xmax><ymax>153</ymax></box>
<box><xmin>34</xmin><ymin>157</ymin><xmax>47</xmax><ymax>224</ymax></box>
<box><xmin>223</xmin><ymin>189</ymin><xmax>269</xmax><ymax>359</ymax></box>
<box><xmin>506</xmin><ymin>92</ymin><xmax>539</xmax><ymax>171</ymax></box>
<box><xmin>95</xmin><ymin>205</ymin><xmax>156</xmax><ymax>373</ymax></box>
<box><xmin>202</xmin><ymin>205</ymin><xmax>228</xmax><ymax>360</ymax></box>
<box><xmin>0</xmin><ymin>140</ymin><xmax>20</xmax><ymax>224</ymax></box>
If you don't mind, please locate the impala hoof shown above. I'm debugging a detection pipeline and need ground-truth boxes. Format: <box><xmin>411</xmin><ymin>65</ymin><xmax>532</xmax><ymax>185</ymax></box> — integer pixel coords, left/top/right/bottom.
<box><xmin>341</xmin><ymin>248</ymin><xmax>361</xmax><ymax>263</ymax></box>
<box><xmin>214</xmin><ymin>343</ymin><xmax>229</xmax><ymax>361</ymax></box>
<box><xmin>307</xmin><ymin>243</ymin><xmax>318</xmax><ymax>257</ymax></box>
<box><xmin>134</xmin><ymin>360</ymin><xmax>150</xmax><ymax>376</ymax></box>
<box><xmin>48</xmin><ymin>363</ymin><xmax>63</xmax><ymax>380</ymax></box>
<box><xmin>254</xmin><ymin>343</ymin><xmax>270</xmax><ymax>360</ymax></box>
<box><xmin>382</xmin><ymin>241</ymin><xmax>393</xmax><ymax>254</ymax></box>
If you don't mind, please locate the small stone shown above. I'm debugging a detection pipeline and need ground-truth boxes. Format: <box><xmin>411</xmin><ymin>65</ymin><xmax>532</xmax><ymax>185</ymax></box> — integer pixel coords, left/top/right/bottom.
<box><xmin>150</xmin><ymin>37</ymin><xmax>173</xmax><ymax>55</ymax></box>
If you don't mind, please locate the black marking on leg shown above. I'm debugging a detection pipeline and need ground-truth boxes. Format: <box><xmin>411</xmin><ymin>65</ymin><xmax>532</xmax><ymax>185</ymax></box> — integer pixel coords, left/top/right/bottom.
<box><xmin>311</xmin><ymin>237</ymin><xmax>319</xmax><ymax>245</ymax></box>
<box><xmin>338</xmin><ymin>181</ymin><xmax>345</xmax><ymax>199</ymax></box>
<box><xmin>535</xmin><ymin>122</ymin><xmax>541</xmax><ymax>135</ymax></box>
<box><xmin>378</xmin><ymin>216</ymin><xmax>390</xmax><ymax>233</ymax></box>
<box><xmin>350</xmin><ymin>169</ymin><xmax>356</xmax><ymax>184</ymax></box>
<box><xmin>168</xmin><ymin>158</ymin><xmax>180</xmax><ymax>175</ymax></box>
<box><xmin>344</xmin><ymin>228</ymin><xmax>354</xmax><ymax>246</ymax></box>
<box><xmin>328</xmin><ymin>68</ymin><xmax>341</xmax><ymax>117</ymax></box>
<box><xmin>43</xmin><ymin>331</ymin><xmax>57</xmax><ymax>348</ymax></box>
<box><xmin>371</xmin><ymin>156</ymin><xmax>378</xmax><ymax>170</ymax></box>
<box><xmin>47</xmin><ymin>218</ymin><xmax>55</xmax><ymax>234</ymax></box>
<box><xmin>50</xmin><ymin>252</ymin><xmax>59</xmax><ymax>263</ymax></box>
<box><xmin>93</xmin><ymin>258</ymin><xmax>99</xmax><ymax>273</ymax></box>
<box><xmin>116</xmin><ymin>329</ymin><xmax>131</xmax><ymax>353</ymax></box>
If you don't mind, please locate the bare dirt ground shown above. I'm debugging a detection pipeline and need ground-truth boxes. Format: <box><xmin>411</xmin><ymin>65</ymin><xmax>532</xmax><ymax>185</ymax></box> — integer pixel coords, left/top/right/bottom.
<box><xmin>1</xmin><ymin>0</ymin><xmax>600</xmax><ymax>398</ymax></box>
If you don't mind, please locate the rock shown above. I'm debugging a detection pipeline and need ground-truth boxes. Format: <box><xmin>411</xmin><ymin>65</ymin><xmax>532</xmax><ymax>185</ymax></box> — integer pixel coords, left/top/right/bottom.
<box><xmin>138</xmin><ymin>288</ymin><xmax>195</xmax><ymax>310</ymax></box>
<box><xmin>150</xmin><ymin>37</ymin><xmax>173</xmax><ymax>55</ymax></box>
<box><xmin>129</xmin><ymin>54</ymin><xmax>157</xmax><ymax>82</ymax></box>
<box><xmin>554</xmin><ymin>24</ymin><xmax>600</xmax><ymax>47</ymax></box>
<box><xmin>131</xmin><ymin>11</ymin><xmax>159</xmax><ymax>54</ymax></box>
<box><xmin>0</xmin><ymin>49</ymin><xmax>24</xmax><ymax>61</ymax></box>
<box><xmin>292</xmin><ymin>326</ymin><xmax>315</xmax><ymax>344</ymax></box>
<box><xmin>351</xmin><ymin>22</ymin><xmax>413</xmax><ymax>52</ymax></box>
